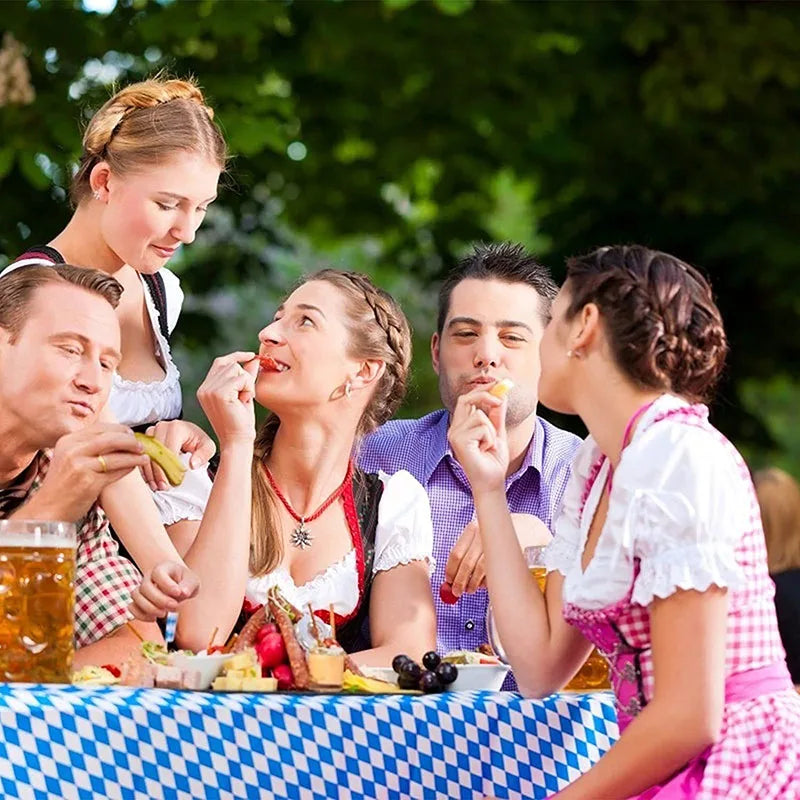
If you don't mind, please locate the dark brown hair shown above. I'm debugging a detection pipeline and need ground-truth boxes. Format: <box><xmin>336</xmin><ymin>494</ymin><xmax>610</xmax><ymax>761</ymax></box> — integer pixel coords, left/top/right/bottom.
<box><xmin>250</xmin><ymin>269</ymin><xmax>412</xmax><ymax>575</ymax></box>
<box><xmin>437</xmin><ymin>242</ymin><xmax>558</xmax><ymax>334</ymax></box>
<box><xmin>71</xmin><ymin>76</ymin><xmax>226</xmax><ymax>205</ymax></box>
<box><xmin>0</xmin><ymin>264</ymin><xmax>122</xmax><ymax>341</ymax></box>
<box><xmin>564</xmin><ymin>245</ymin><xmax>727</xmax><ymax>403</ymax></box>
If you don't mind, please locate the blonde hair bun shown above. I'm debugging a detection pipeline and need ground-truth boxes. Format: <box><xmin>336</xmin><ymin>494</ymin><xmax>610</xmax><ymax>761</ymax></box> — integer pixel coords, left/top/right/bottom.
<box><xmin>72</xmin><ymin>75</ymin><xmax>225</xmax><ymax>205</ymax></box>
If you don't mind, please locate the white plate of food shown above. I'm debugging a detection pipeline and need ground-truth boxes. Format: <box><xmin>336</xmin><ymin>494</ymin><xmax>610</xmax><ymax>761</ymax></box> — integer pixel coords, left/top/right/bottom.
<box><xmin>363</xmin><ymin>660</ymin><xmax>510</xmax><ymax>693</ymax></box>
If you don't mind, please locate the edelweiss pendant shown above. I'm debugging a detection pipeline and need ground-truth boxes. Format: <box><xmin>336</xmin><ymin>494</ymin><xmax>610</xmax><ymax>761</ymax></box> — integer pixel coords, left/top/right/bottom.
<box><xmin>290</xmin><ymin>521</ymin><xmax>313</xmax><ymax>550</ymax></box>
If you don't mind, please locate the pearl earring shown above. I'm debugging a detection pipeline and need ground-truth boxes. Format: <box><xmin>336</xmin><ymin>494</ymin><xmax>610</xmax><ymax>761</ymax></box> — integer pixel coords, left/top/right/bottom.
<box><xmin>92</xmin><ymin>190</ymin><xmax>101</xmax><ymax>201</ymax></box>
<box><xmin>567</xmin><ymin>348</ymin><xmax>582</xmax><ymax>359</ymax></box>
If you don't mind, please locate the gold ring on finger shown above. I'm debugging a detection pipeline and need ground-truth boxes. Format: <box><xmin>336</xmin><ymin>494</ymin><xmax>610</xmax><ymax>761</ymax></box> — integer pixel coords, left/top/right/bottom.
<box><xmin>97</xmin><ymin>454</ymin><xmax>108</xmax><ymax>473</ymax></box>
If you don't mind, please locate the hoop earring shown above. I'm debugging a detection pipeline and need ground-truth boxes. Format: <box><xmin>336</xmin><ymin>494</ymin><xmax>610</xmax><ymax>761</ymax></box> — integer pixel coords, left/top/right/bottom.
<box><xmin>344</xmin><ymin>381</ymin><xmax>352</xmax><ymax>399</ymax></box>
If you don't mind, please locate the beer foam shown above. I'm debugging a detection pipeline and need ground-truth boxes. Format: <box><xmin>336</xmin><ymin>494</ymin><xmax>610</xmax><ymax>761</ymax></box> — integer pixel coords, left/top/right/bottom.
<box><xmin>0</xmin><ymin>534</ymin><xmax>75</xmax><ymax>548</ymax></box>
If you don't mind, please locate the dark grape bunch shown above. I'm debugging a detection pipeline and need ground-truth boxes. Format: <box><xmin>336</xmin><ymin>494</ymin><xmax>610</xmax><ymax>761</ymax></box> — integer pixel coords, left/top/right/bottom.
<box><xmin>392</xmin><ymin>652</ymin><xmax>458</xmax><ymax>694</ymax></box>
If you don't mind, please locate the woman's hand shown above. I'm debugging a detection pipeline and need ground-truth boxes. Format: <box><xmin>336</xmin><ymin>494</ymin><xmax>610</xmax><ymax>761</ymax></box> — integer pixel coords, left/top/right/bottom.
<box><xmin>140</xmin><ymin>419</ymin><xmax>217</xmax><ymax>491</ymax></box>
<box><xmin>197</xmin><ymin>351</ymin><xmax>258</xmax><ymax>449</ymax></box>
<box><xmin>129</xmin><ymin>561</ymin><xmax>200</xmax><ymax>621</ymax></box>
<box><xmin>448</xmin><ymin>388</ymin><xmax>509</xmax><ymax>493</ymax></box>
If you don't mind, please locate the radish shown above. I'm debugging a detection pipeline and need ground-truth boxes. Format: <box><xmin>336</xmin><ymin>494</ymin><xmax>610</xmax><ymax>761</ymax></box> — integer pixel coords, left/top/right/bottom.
<box><xmin>255</xmin><ymin>623</ymin><xmax>279</xmax><ymax>643</ymax></box>
<box><xmin>255</xmin><ymin>631</ymin><xmax>287</xmax><ymax>668</ymax></box>
<box><xmin>272</xmin><ymin>663</ymin><xmax>293</xmax><ymax>690</ymax></box>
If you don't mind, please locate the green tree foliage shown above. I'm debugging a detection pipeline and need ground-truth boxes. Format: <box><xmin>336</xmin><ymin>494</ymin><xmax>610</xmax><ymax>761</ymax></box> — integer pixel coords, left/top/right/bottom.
<box><xmin>2</xmin><ymin>0</ymin><xmax>799</xmax><ymax>471</ymax></box>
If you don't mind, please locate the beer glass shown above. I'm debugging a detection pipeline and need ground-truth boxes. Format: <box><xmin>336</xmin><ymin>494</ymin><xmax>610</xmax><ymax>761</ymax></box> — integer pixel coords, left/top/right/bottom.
<box><xmin>0</xmin><ymin>520</ymin><xmax>76</xmax><ymax>683</ymax></box>
<box><xmin>523</xmin><ymin>546</ymin><xmax>610</xmax><ymax>690</ymax></box>
<box><xmin>487</xmin><ymin>544</ymin><xmax>610</xmax><ymax>691</ymax></box>
<box><xmin>525</xmin><ymin>544</ymin><xmax>547</xmax><ymax>592</ymax></box>
<box><xmin>486</xmin><ymin>545</ymin><xmax>548</xmax><ymax>661</ymax></box>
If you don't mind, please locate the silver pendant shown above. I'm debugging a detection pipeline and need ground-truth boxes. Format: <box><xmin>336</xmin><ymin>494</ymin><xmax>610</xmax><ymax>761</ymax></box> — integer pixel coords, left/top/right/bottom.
<box><xmin>290</xmin><ymin>520</ymin><xmax>313</xmax><ymax>550</ymax></box>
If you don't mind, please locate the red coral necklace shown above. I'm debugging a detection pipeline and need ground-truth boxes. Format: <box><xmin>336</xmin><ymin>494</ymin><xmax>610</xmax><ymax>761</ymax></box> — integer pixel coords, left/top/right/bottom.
<box><xmin>263</xmin><ymin>461</ymin><xmax>354</xmax><ymax>550</ymax></box>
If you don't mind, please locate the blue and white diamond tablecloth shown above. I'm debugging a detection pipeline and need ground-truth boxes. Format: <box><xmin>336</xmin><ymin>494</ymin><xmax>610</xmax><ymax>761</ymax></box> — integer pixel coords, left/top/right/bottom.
<box><xmin>0</xmin><ymin>684</ymin><xmax>617</xmax><ymax>799</ymax></box>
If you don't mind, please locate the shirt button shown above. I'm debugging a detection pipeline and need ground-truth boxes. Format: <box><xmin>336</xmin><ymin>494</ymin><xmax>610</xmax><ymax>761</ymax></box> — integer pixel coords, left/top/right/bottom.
<box><xmin>465</xmin><ymin>620</ymin><xmax>475</xmax><ymax>631</ymax></box>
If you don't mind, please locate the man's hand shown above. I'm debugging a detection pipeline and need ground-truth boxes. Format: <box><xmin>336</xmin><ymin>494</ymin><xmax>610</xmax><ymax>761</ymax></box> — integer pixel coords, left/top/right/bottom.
<box><xmin>139</xmin><ymin>420</ymin><xmax>217</xmax><ymax>491</ymax></box>
<box><xmin>129</xmin><ymin>561</ymin><xmax>200</xmax><ymax>622</ymax></box>
<box><xmin>14</xmin><ymin>423</ymin><xmax>148</xmax><ymax>522</ymax></box>
<box><xmin>447</xmin><ymin>387</ymin><xmax>509</xmax><ymax>494</ymax></box>
<box><xmin>444</xmin><ymin>513</ymin><xmax>553</xmax><ymax>599</ymax></box>
<box><xmin>445</xmin><ymin>519</ymin><xmax>485</xmax><ymax>598</ymax></box>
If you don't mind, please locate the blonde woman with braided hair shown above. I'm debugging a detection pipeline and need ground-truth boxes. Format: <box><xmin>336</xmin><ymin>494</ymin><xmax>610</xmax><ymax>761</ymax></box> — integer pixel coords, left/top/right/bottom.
<box><xmin>132</xmin><ymin>270</ymin><xmax>438</xmax><ymax>663</ymax></box>
<box><xmin>4</xmin><ymin>77</ymin><xmax>227</xmax><ymax>583</ymax></box>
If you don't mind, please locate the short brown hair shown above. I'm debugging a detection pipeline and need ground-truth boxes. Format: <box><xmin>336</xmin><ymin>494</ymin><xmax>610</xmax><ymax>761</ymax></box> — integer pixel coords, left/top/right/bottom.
<box><xmin>71</xmin><ymin>76</ymin><xmax>227</xmax><ymax>206</ymax></box>
<box><xmin>754</xmin><ymin>468</ymin><xmax>800</xmax><ymax>574</ymax></box>
<box><xmin>564</xmin><ymin>245</ymin><xmax>728</xmax><ymax>404</ymax></box>
<box><xmin>0</xmin><ymin>264</ymin><xmax>123</xmax><ymax>341</ymax></box>
<box><xmin>437</xmin><ymin>242</ymin><xmax>558</xmax><ymax>334</ymax></box>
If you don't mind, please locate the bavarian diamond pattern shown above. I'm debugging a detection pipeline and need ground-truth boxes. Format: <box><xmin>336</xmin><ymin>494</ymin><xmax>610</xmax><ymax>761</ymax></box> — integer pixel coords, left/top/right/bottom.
<box><xmin>0</xmin><ymin>685</ymin><xmax>617</xmax><ymax>799</ymax></box>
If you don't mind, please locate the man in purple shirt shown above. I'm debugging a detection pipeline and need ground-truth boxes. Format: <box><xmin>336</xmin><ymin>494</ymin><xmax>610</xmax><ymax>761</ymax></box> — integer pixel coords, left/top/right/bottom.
<box><xmin>359</xmin><ymin>243</ymin><xmax>581</xmax><ymax>662</ymax></box>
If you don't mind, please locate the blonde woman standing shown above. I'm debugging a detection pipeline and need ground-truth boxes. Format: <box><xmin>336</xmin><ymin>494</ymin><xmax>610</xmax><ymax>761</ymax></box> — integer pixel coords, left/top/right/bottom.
<box><xmin>5</xmin><ymin>76</ymin><xmax>226</xmax><ymax>573</ymax></box>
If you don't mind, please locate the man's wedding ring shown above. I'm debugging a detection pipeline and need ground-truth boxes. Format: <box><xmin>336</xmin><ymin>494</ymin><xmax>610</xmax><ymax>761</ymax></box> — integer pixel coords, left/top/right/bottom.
<box><xmin>97</xmin><ymin>455</ymin><xmax>108</xmax><ymax>473</ymax></box>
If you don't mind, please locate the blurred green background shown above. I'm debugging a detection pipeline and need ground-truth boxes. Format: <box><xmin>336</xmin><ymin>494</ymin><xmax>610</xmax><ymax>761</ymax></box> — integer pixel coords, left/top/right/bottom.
<box><xmin>2</xmin><ymin>0</ymin><xmax>799</xmax><ymax>476</ymax></box>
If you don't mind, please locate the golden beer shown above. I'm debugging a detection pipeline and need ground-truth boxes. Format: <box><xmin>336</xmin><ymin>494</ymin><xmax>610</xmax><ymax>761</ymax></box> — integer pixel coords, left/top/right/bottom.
<box><xmin>0</xmin><ymin>521</ymin><xmax>76</xmax><ymax>683</ymax></box>
<box><xmin>525</xmin><ymin>546</ymin><xmax>610</xmax><ymax>692</ymax></box>
<box><xmin>563</xmin><ymin>648</ymin><xmax>610</xmax><ymax>691</ymax></box>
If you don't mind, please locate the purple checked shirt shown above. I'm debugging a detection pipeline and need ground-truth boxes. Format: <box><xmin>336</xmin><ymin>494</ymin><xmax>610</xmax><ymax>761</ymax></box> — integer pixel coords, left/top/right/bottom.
<box><xmin>358</xmin><ymin>409</ymin><xmax>581</xmax><ymax>668</ymax></box>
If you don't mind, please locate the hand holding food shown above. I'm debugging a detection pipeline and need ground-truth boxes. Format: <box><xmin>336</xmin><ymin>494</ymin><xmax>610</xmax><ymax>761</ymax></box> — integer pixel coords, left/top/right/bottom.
<box><xmin>196</xmin><ymin>351</ymin><xmax>258</xmax><ymax>448</ymax></box>
<box><xmin>23</xmin><ymin>423</ymin><xmax>150</xmax><ymax>522</ymax></box>
<box><xmin>134</xmin><ymin>433</ymin><xmax>187</xmax><ymax>487</ymax></box>
<box><xmin>137</xmin><ymin>420</ymin><xmax>216</xmax><ymax>490</ymax></box>
<box><xmin>448</xmin><ymin>386</ymin><xmax>510</xmax><ymax>493</ymax></box>
<box><xmin>444</xmin><ymin>519</ymin><xmax>487</xmax><ymax>599</ymax></box>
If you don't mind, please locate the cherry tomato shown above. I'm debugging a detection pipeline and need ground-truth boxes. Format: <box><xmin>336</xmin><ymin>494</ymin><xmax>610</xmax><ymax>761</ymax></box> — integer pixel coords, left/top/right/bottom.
<box><xmin>439</xmin><ymin>582</ymin><xmax>458</xmax><ymax>605</ymax></box>
<box><xmin>101</xmin><ymin>664</ymin><xmax>121</xmax><ymax>678</ymax></box>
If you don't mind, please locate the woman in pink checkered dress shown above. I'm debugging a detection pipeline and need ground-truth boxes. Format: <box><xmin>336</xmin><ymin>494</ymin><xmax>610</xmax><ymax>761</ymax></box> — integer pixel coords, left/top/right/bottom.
<box><xmin>449</xmin><ymin>245</ymin><xmax>800</xmax><ymax>799</ymax></box>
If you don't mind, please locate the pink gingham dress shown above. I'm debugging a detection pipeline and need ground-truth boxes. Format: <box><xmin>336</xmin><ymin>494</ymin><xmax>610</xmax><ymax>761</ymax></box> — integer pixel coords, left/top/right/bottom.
<box><xmin>546</xmin><ymin>394</ymin><xmax>800</xmax><ymax>799</ymax></box>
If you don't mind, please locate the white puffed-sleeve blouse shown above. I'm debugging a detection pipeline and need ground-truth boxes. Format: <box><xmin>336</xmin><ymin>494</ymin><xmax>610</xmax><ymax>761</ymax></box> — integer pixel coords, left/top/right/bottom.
<box><xmin>545</xmin><ymin>394</ymin><xmax>748</xmax><ymax>610</ymax></box>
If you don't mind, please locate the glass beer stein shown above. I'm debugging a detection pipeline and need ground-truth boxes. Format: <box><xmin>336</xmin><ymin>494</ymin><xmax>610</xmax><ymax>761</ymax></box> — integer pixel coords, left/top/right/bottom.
<box><xmin>487</xmin><ymin>545</ymin><xmax>610</xmax><ymax>691</ymax></box>
<box><xmin>0</xmin><ymin>520</ymin><xmax>76</xmax><ymax>683</ymax></box>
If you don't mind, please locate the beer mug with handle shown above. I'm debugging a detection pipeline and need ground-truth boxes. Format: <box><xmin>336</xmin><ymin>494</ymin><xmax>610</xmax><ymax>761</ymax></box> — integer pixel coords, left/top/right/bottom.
<box><xmin>0</xmin><ymin>520</ymin><xmax>76</xmax><ymax>683</ymax></box>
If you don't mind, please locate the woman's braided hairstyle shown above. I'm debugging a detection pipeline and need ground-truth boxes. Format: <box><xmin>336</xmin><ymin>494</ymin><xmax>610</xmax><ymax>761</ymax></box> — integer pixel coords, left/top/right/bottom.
<box><xmin>564</xmin><ymin>245</ymin><xmax>728</xmax><ymax>404</ymax></box>
<box><xmin>312</xmin><ymin>268</ymin><xmax>412</xmax><ymax>437</ymax></box>
<box><xmin>249</xmin><ymin>269</ymin><xmax>412</xmax><ymax>575</ymax></box>
<box><xmin>71</xmin><ymin>76</ymin><xmax>226</xmax><ymax>205</ymax></box>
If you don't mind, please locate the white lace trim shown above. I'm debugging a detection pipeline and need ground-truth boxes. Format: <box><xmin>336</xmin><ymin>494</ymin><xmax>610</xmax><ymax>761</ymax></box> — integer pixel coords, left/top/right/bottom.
<box><xmin>632</xmin><ymin>542</ymin><xmax>746</xmax><ymax>607</ymax></box>
<box><xmin>544</xmin><ymin>529</ymin><xmax>580</xmax><ymax>577</ymax></box>
<box><xmin>246</xmin><ymin>550</ymin><xmax>359</xmax><ymax>617</ymax></box>
<box><xmin>108</xmin><ymin>272</ymin><xmax>182</xmax><ymax>427</ymax></box>
<box><xmin>374</xmin><ymin>539</ymin><xmax>435</xmax><ymax>576</ymax></box>
<box><xmin>149</xmin><ymin>460</ymin><xmax>211</xmax><ymax>527</ymax></box>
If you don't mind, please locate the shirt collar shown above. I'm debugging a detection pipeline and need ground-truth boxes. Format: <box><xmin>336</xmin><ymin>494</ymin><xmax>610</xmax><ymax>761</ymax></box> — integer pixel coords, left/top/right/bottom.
<box><xmin>421</xmin><ymin>409</ymin><xmax>543</xmax><ymax>485</ymax></box>
<box><xmin>0</xmin><ymin>452</ymin><xmax>45</xmax><ymax>517</ymax></box>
